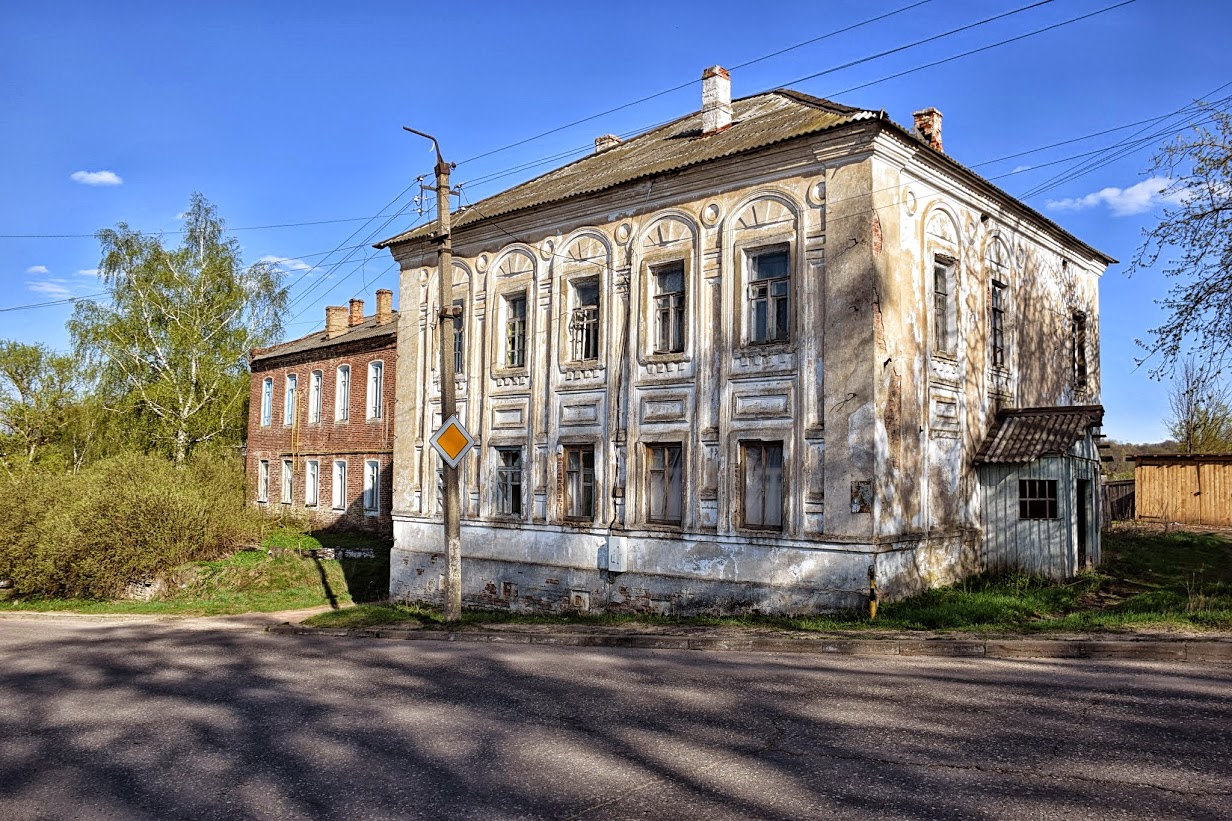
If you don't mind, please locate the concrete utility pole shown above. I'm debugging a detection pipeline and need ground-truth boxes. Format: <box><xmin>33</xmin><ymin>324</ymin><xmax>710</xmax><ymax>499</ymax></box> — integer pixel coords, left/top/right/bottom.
<box><xmin>404</xmin><ymin>126</ymin><xmax>462</xmax><ymax>622</ymax></box>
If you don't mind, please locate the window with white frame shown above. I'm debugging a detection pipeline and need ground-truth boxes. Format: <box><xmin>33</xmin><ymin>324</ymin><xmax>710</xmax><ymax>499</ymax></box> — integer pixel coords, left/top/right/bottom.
<box><xmin>363</xmin><ymin>460</ymin><xmax>380</xmax><ymax>515</ymax></box>
<box><xmin>281</xmin><ymin>459</ymin><xmax>293</xmax><ymax>503</ymax></box>
<box><xmin>305</xmin><ymin>459</ymin><xmax>319</xmax><ymax>507</ymax></box>
<box><xmin>653</xmin><ymin>262</ymin><xmax>686</xmax><ymax>354</ymax></box>
<box><xmin>569</xmin><ymin>279</ymin><xmax>600</xmax><ymax>362</ymax></box>
<box><xmin>335</xmin><ymin>365</ymin><xmax>350</xmax><ymax>422</ymax></box>
<box><xmin>747</xmin><ymin>246</ymin><xmax>790</xmax><ymax>344</ymax></box>
<box><xmin>284</xmin><ymin>374</ymin><xmax>297</xmax><ymax>427</ymax></box>
<box><xmin>1071</xmin><ymin>311</ymin><xmax>1088</xmax><ymax>392</ymax></box>
<box><xmin>257</xmin><ymin>460</ymin><xmax>269</xmax><ymax>503</ymax></box>
<box><xmin>260</xmin><ymin>378</ymin><xmax>273</xmax><ymax>426</ymax></box>
<box><xmin>563</xmin><ymin>445</ymin><xmax>595</xmax><ymax>520</ymax></box>
<box><xmin>646</xmin><ymin>443</ymin><xmax>683</xmax><ymax>524</ymax></box>
<box><xmin>495</xmin><ymin>447</ymin><xmax>522</xmax><ymax>516</ymax></box>
<box><xmin>505</xmin><ymin>293</ymin><xmax>527</xmax><ymax>368</ymax></box>
<box><xmin>367</xmin><ymin>361</ymin><xmax>383</xmax><ymax>419</ymax></box>
<box><xmin>309</xmin><ymin>370</ymin><xmax>322</xmax><ymax>424</ymax></box>
<box><xmin>741</xmin><ymin>441</ymin><xmax>783</xmax><ymax>530</ymax></box>
<box><xmin>990</xmin><ymin>280</ymin><xmax>1007</xmax><ymax>369</ymax></box>
<box><xmin>332</xmin><ymin>459</ymin><xmax>347</xmax><ymax>510</ymax></box>
<box><xmin>933</xmin><ymin>258</ymin><xmax>957</xmax><ymax>356</ymax></box>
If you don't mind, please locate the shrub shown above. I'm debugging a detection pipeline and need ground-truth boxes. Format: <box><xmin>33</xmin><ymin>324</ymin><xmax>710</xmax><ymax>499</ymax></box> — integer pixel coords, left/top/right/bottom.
<box><xmin>0</xmin><ymin>451</ymin><xmax>261</xmax><ymax>599</ymax></box>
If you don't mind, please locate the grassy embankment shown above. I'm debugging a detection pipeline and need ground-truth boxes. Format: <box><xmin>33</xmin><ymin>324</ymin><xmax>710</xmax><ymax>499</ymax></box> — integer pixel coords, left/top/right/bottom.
<box><xmin>3</xmin><ymin>526</ymin><xmax>1228</xmax><ymax>634</ymax></box>
<box><xmin>305</xmin><ymin>527</ymin><xmax>1232</xmax><ymax>634</ymax></box>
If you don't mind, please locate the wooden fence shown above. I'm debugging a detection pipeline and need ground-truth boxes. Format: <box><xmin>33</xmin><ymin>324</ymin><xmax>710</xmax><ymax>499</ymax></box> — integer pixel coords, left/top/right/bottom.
<box><xmin>1133</xmin><ymin>455</ymin><xmax>1232</xmax><ymax>527</ymax></box>
<box><xmin>1101</xmin><ymin>479</ymin><xmax>1135</xmax><ymax>522</ymax></box>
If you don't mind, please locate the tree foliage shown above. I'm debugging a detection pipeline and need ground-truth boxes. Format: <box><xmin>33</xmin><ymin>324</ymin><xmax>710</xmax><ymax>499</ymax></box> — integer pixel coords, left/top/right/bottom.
<box><xmin>1167</xmin><ymin>358</ymin><xmax>1232</xmax><ymax>454</ymax></box>
<box><xmin>0</xmin><ymin>341</ymin><xmax>78</xmax><ymax>467</ymax></box>
<box><xmin>69</xmin><ymin>194</ymin><xmax>286</xmax><ymax>464</ymax></box>
<box><xmin>1131</xmin><ymin>103</ymin><xmax>1232</xmax><ymax>377</ymax></box>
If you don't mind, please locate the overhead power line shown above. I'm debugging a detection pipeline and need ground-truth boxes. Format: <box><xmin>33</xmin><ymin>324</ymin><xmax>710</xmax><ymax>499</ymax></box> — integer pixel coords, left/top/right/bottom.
<box><xmin>0</xmin><ymin>293</ymin><xmax>105</xmax><ymax>313</ymax></box>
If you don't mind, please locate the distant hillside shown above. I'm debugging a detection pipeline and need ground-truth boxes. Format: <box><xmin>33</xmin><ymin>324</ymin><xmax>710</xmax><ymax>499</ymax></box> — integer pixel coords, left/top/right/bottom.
<box><xmin>1103</xmin><ymin>440</ymin><xmax>1179</xmax><ymax>479</ymax></box>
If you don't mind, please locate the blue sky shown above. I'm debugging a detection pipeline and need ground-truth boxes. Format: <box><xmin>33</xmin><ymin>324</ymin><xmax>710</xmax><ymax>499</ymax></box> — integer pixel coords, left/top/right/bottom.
<box><xmin>2</xmin><ymin>0</ymin><xmax>1229</xmax><ymax>443</ymax></box>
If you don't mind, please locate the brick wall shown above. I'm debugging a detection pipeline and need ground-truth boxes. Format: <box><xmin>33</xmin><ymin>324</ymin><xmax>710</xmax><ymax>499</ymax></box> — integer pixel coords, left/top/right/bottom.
<box><xmin>246</xmin><ymin>332</ymin><xmax>397</xmax><ymax>534</ymax></box>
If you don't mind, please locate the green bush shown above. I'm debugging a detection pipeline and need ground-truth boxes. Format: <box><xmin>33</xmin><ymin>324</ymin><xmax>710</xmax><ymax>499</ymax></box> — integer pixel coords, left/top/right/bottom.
<box><xmin>0</xmin><ymin>450</ymin><xmax>260</xmax><ymax>599</ymax></box>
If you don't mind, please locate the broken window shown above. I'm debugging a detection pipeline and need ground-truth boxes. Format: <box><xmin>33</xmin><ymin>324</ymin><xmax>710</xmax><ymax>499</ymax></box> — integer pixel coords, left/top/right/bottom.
<box><xmin>257</xmin><ymin>459</ymin><xmax>269</xmax><ymax>503</ymax></box>
<box><xmin>653</xmin><ymin>262</ymin><xmax>686</xmax><ymax>354</ymax></box>
<box><xmin>933</xmin><ymin>259</ymin><xmax>956</xmax><ymax>355</ymax></box>
<box><xmin>646</xmin><ymin>443</ymin><xmax>683</xmax><ymax>524</ymax></box>
<box><xmin>367</xmin><ymin>361</ymin><xmax>384</xmax><ymax>419</ymax></box>
<box><xmin>284</xmin><ymin>374</ymin><xmax>297</xmax><ymax>427</ymax></box>
<box><xmin>1071</xmin><ymin>311</ymin><xmax>1088</xmax><ymax>392</ymax></box>
<box><xmin>990</xmin><ymin>280</ymin><xmax>1007</xmax><ymax>369</ymax></box>
<box><xmin>260</xmin><ymin>378</ymin><xmax>272</xmax><ymax>427</ymax></box>
<box><xmin>335</xmin><ymin>365</ymin><xmax>351</xmax><ymax>422</ymax></box>
<box><xmin>309</xmin><ymin>370</ymin><xmax>323</xmax><ymax>424</ymax></box>
<box><xmin>452</xmin><ymin>300</ymin><xmax>465</xmax><ymax>375</ymax></box>
<box><xmin>505</xmin><ymin>293</ymin><xmax>527</xmax><ymax>368</ymax></box>
<box><xmin>742</xmin><ymin>441</ymin><xmax>783</xmax><ymax>530</ymax></box>
<box><xmin>332</xmin><ymin>459</ymin><xmax>347</xmax><ymax>511</ymax></box>
<box><xmin>282</xmin><ymin>459</ymin><xmax>293</xmax><ymax>504</ymax></box>
<box><xmin>305</xmin><ymin>459</ymin><xmax>319</xmax><ymax>507</ymax></box>
<box><xmin>564</xmin><ymin>445</ymin><xmax>595</xmax><ymax>520</ymax></box>
<box><xmin>569</xmin><ymin>279</ymin><xmax>600</xmax><ymax>362</ymax></box>
<box><xmin>495</xmin><ymin>447</ymin><xmax>523</xmax><ymax>516</ymax></box>
<box><xmin>1019</xmin><ymin>479</ymin><xmax>1058</xmax><ymax>519</ymax></box>
<box><xmin>363</xmin><ymin>460</ymin><xmax>380</xmax><ymax>515</ymax></box>
<box><xmin>748</xmin><ymin>247</ymin><xmax>790</xmax><ymax>344</ymax></box>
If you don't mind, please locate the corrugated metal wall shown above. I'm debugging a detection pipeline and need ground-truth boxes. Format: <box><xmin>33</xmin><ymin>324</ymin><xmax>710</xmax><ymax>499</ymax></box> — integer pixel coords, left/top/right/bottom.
<box><xmin>1135</xmin><ymin>461</ymin><xmax>1232</xmax><ymax>526</ymax></box>
<box><xmin>979</xmin><ymin>450</ymin><xmax>1102</xmax><ymax>579</ymax></box>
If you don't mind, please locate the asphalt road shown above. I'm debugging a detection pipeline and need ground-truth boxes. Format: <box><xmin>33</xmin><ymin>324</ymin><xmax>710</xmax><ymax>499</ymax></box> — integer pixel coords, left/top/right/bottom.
<box><xmin>0</xmin><ymin>618</ymin><xmax>1229</xmax><ymax>820</ymax></box>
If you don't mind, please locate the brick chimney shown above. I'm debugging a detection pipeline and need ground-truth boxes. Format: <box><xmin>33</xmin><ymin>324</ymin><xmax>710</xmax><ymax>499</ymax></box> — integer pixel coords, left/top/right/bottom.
<box><xmin>348</xmin><ymin>298</ymin><xmax>364</xmax><ymax>327</ymax></box>
<box><xmin>913</xmin><ymin>107</ymin><xmax>943</xmax><ymax>153</ymax></box>
<box><xmin>594</xmin><ymin>134</ymin><xmax>622</xmax><ymax>153</ymax></box>
<box><xmin>325</xmin><ymin>306</ymin><xmax>348</xmax><ymax>339</ymax></box>
<box><xmin>376</xmin><ymin>289</ymin><xmax>393</xmax><ymax>325</ymax></box>
<box><xmin>701</xmin><ymin>66</ymin><xmax>732</xmax><ymax>135</ymax></box>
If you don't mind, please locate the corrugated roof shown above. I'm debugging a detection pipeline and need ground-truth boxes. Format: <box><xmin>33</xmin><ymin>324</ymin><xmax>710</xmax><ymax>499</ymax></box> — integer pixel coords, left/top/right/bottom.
<box><xmin>250</xmin><ymin>313</ymin><xmax>397</xmax><ymax>365</ymax></box>
<box><xmin>975</xmin><ymin>405</ymin><xmax>1104</xmax><ymax>464</ymax></box>
<box><xmin>376</xmin><ymin>90</ymin><xmax>873</xmax><ymax>248</ymax></box>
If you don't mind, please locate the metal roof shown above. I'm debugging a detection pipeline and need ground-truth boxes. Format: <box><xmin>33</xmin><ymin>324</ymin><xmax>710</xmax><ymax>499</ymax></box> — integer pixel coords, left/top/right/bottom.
<box><xmin>376</xmin><ymin>90</ymin><xmax>872</xmax><ymax>248</ymax></box>
<box><xmin>249</xmin><ymin>313</ymin><xmax>397</xmax><ymax>366</ymax></box>
<box><xmin>975</xmin><ymin>405</ymin><xmax>1105</xmax><ymax>464</ymax></box>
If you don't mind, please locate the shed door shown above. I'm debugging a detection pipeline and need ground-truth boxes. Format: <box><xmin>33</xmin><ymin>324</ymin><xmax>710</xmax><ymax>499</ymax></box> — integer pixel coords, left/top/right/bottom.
<box><xmin>1076</xmin><ymin>479</ymin><xmax>1091</xmax><ymax>569</ymax></box>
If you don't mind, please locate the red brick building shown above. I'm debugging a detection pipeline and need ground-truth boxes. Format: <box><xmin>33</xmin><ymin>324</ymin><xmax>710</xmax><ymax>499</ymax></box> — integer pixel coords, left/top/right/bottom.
<box><xmin>246</xmin><ymin>290</ymin><xmax>397</xmax><ymax>534</ymax></box>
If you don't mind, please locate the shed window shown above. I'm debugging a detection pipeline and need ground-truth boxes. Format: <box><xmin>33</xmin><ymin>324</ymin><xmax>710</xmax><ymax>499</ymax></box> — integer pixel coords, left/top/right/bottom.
<box><xmin>1019</xmin><ymin>479</ymin><xmax>1058</xmax><ymax>520</ymax></box>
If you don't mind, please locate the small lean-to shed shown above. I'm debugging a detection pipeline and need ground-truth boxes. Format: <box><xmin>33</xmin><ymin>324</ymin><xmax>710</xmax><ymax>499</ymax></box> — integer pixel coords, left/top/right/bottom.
<box><xmin>1132</xmin><ymin>454</ymin><xmax>1232</xmax><ymax>527</ymax></box>
<box><xmin>976</xmin><ymin>406</ymin><xmax>1104</xmax><ymax>579</ymax></box>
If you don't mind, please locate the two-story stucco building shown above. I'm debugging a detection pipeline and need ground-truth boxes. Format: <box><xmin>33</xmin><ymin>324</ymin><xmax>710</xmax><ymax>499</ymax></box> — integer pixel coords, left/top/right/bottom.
<box><xmin>378</xmin><ymin>67</ymin><xmax>1113</xmax><ymax>614</ymax></box>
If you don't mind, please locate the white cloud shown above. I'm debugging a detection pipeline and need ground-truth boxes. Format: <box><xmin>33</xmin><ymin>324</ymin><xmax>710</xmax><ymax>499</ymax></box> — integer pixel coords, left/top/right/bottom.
<box><xmin>1011</xmin><ymin>164</ymin><xmax>1032</xmax><ymax>174</ymax></box>
<box><xmin>27</xmin><ymin>279</ymin><xmax>73</xmax><ymax>298</ymax></box>
<box><xmin>258</xmin><ymin>255</ymin><xmax>314</xmax><ymax>272</ymax></box>
<box><xmin>77</xmin><ymin>268</ymin><xmax>99</xmax><ymax>277</ymax></box>
<box><xmin>70</xmin><ymin>170</ymin><xmax>123</xmax><ymax>186</ymax></box>
<box><xmin>25</xmin><ymin>264</ymin><xmax>50</xmax><ymax>274</ymax></box>
<box><xmin>1046</xmin><ymin>176</ymin><xmax>1189</xmax><ymax>217</ymax></box>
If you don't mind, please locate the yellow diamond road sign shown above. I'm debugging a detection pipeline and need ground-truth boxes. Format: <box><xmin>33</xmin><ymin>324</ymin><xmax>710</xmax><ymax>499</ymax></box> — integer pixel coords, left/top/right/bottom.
<box><xmin>431</xmin><ymin>415</ymin><xmax>475</xmax><ymax>468</ymax></box>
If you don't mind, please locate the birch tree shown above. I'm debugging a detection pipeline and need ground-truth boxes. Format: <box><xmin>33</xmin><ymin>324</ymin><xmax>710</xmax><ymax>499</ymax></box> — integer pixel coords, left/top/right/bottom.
<box><xmin>69</xmin><ymin>194</ymin><xmax>286</xmax><ymax>465</ymax></box>
<box><xmin>0</xmin><ymin>341</ymin><xmax>78</xmax><ymax>466</ymax></box>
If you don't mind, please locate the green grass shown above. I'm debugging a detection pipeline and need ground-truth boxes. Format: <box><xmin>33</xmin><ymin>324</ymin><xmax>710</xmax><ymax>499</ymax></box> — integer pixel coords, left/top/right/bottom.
<box><xmin>5</xmin><ymin>526</ymin><xmax>1231</xmax><ymax>634</ymax></box>
<box><xmin>0</xmin><ymin>528</ymin><xmax>391</xmax><ymax>616</ymax></box>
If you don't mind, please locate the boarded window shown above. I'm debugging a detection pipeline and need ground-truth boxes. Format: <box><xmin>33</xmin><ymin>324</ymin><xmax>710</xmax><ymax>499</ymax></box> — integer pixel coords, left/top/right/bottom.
<box><xmin>564</xmin><ymin>445</ymin><xmax>595</xmax><ymax>520</ymax></box>
<box><xmin>742</xmin><ymin>441</ymin><xmax>783</xmax><ymax>530</ymax></box>
<box><xmin>1019</xmin><ymin>479</ymin><xmax>1058</xmax><ymax>519</ymax></box>
<box><xmin>647</xmin><ymin>443</ymin><xmax>683</xmax><ymax>523</ymax></box>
